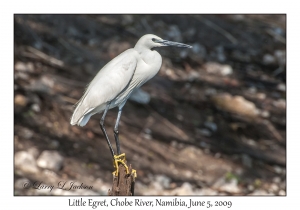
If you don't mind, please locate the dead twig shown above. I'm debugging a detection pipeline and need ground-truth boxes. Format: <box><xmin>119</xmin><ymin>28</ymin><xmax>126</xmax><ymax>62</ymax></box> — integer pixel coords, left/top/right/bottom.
<box><xmin>25</xmin><ymin>46</ymin><xmax>64</xmax><ymax>67</ymax></box>
<box><xmin>108</xmin><ymin>164</ymin><xmax>135</xmax><ymax>196</ymax></box>
<box><xmin>146</xmin><ymin>105</ymin><xmax>190</xmax><ymax>141</ymax></box>
<box><xmin>266</xmin><ymin>29</ymin><xmax>286</xmax><ymax>44</ymax></box>
<box><xmin>198</xmin><ymin>17</ymin><xmax>238</xmax><ymax>44</ymax></box>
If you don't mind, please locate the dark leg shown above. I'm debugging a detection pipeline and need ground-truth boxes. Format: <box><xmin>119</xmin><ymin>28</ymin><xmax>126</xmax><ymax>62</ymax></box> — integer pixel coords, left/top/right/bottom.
<box><xmin>100</xmin><ymin>102</ymin><xmax>115</xmax><ymax>157</ymax></box>
<box><xmin>114</xmin><ymin>108</ymin><xmax>123</xmax><ymax>155</ymax></box>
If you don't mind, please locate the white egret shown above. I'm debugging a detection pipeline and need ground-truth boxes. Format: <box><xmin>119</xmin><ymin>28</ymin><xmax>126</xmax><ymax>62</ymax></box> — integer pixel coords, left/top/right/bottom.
<box><xmin>70</xmin><ymin>34</ymin><xmax>192</xmax><ymax>176</ymax></box>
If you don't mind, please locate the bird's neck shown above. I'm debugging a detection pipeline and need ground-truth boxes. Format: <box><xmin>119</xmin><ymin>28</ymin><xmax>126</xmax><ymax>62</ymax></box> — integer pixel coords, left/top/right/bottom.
<box><xmin>134</xmin><ymin>45</ymin><xmax>151</xmax><ymax>54</ymax></box>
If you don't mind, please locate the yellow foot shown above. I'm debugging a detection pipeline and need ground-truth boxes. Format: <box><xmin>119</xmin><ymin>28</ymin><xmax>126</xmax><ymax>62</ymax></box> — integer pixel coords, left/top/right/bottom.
<box><xmin>112</xmin><ymin>153</ymin><xmax>137</xmax><ymax>177</ymax></box>
<box><xmin>131</xmin><ymin>169</ymin><xmax>137</xmax><ymax>178</ymax></box>
<box><xmin>112</xmin><ymin>153</ymin><xmax>128</xmax><ymax>176</ymax></box>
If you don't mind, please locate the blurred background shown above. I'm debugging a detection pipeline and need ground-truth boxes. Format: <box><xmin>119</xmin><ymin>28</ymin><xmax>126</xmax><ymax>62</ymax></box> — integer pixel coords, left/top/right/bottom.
<box><xmin>14</xmin><ymin>14</ymin><xmax>286</xmax><ymax>195</ymax></box>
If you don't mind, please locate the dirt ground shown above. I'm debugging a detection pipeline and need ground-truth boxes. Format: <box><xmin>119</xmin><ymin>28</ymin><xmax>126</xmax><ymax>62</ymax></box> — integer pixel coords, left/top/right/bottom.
<box><xmin>14</xmin><ymin>14</ymin><xmax>286</xmax><ymax>196</ymax></box>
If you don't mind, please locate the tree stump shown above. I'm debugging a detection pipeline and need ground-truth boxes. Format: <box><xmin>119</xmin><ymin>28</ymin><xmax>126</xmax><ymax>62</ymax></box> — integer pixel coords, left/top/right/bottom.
<box><xmin>108</xmin><ymin>163</ymin><xmax>136</xmax><ymax>196</ymax></box>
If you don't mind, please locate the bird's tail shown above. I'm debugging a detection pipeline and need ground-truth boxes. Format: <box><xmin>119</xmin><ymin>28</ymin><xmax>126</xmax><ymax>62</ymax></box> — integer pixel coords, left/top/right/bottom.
<box><xmin>70</xmin><ymin>99</ymin><xmax>106</xmax><ymax>127</ymax></box>
<box><xmin>70</xmin><ymin>97</ymin><xmax>93</xmax><ymax>127</ymax></box>
<box><xmin>75</xmin><ymin>112</ymin><xmax>93</xmax><ymax>127</ymax></box>
<box><xmin>70</xmin><ymin>99</ymin><xmax>88</xmax><ymax>126</ymax></box>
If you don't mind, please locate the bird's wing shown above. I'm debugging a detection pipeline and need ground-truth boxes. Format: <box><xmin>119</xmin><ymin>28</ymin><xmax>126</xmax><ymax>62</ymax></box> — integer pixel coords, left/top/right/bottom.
<box><xmin>70</xmin><ymin>49</ymin><xmax>138</xmax><ymax>125</ymax></box>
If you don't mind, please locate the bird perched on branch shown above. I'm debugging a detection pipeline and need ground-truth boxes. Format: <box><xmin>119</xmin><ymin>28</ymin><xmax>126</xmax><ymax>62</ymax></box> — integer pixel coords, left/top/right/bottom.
<box><xmin>70</xmin><ymin>34</ymin><xmax>192</xmax><ymax>177</ymax></box>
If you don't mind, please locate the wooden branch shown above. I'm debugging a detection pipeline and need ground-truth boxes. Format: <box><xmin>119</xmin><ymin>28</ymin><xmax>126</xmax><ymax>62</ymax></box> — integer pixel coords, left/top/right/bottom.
<box><xmin>108</xmin><ymin>163</ymin><xmax>136</xmax><ymax>196</ymax></box>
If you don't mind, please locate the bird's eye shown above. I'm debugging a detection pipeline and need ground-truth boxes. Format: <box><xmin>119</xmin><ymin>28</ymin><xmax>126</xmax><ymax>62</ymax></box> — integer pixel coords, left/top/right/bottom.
<box><xmin>152</xmin><ymin>38</ymin><xmax>157</xmax><ymax>42</ymax></box>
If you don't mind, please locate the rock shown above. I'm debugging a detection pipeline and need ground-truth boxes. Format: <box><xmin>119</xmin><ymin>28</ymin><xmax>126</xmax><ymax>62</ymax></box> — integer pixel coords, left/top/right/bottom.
<box><xmin>121</xmin><ymin>15</ymin><xmax>134</xmax><ymax>26</ymax></box>
<box><xmin>19</xmin><ymin>127</ymin><xmax>34</xmax><ymax>139</ymax></box>
<box><xmin>248</xmin><ymin>87</ymin><xmax>257</xmax><ymax>94</ymax></box>
<box><xmin>31</xmin><ymin>94</ymin><xmax>42</xmax><ymax>105</ymax></box>
<box><xmin>199</xmin><ymin>141</ymin><xmax>208</xmax><ymax>149</ymax></box>
<box><xmin>214</xmin><ymin>178</ymin><xmax>241</xmax><ymax>194</ymax></box>
<box><xmin>15</xmin><ymin>62</ymin><xmax>34</xmax><ymax>72</ymax></box>
<box><xmin>187</xmin><ymin>71</ymin><xmax>200</xmax><ymax>81</ymax></box>
<box><xmin>41</xmin><ymin>75</ymin><xmax>54</xmax><ymax>88</ymax></box>
<box><xmin>98</xmin><ymin>182</ymin><xmax>111</xmax><ymax>195</ymax></box>
<box><xmin>245</xmin><ymin>138</ymin><xmax>257</xmax><ymax>146</ymax></box>
<box><xmin>214</xmin><ymin>153</ymin><xmax>221</xmax><ymax>158</ymax></box>
<box><xmin>219</xmin><ymin>179</ymin><xmax>241</xmax><ymax>194</ymax></box>
<box><xmin>278</xmin><ymin>190</ymin><xmax>286</xmax><ymax>196</ymax></box>
<box><xmin>71</xmin><ymin>126</ymin><xmax>81</xmax><ymax>135</ymax></box>
<box><xmin>205</xmin><ymin>88</ymin><xmax>217</xmax><ymax>96</ymax></box>
<box><xmin>273</xmin><ymin>27</ymin><xmax>284</xmax><ymax>36</ymax></box>
<box><xmin>273</xmin><ymin>165</ymin><xmax>283</xmax><ymax>174</ymax></box>
<box><xmin>277</xmin><ymin>83</ymin><xmax>286</xmax><ymax>92</ymax></box>
<box><xmin>235</xmin><ymin>167</ymin><xmax>244</xmax><ymax>176</ymax></box>
<box><xmin>67</xmin><ymin>26</ymin><xmax>79</xmax><ymax>36</ymax></box>
<box><xmin>135</xmin><ymin>181</ymin><xmax>148</xmax><ymax>195</ymax></box>
<box><xmin>256</xmin><ymin>92</ymin><xmax>266</xmax><ymax>100</ymax></box>
<box><xmin>196</xmin><ymin>128</ymin><xmax>212</xmax><ymax>137</ymax></box>
<box><xmin>232</xmin><ymin>14</ymin><xmax>245</xmax><ymax>20</ymax></box>
<box><xmin>166</xmin><ymin>25</ymin><xmax>182</xmax><ymax>42</ymax></box>
<box><xmin>273</xmin><ymin>177</ymin><xmax>281</xmax><ymax>184</ymax></box>
<box><xmin>204</xmin><ymin>148</ymin><xmax>210</xmax><ymax>154</ymax></box>
<box><xmin>204</xmin><ymin>121</ymin><xmax>218</xmax><ymax>132</ymax></box>
<box><xmin>192</xmin><ymin>43</ymin><xmax>207</xmax><ymax>57</ymax></box>
<box><xmin>49</xmin><ymin>140</ymin><xmax>60</xmax><ymax>149</ymax></box>
<box><xmin>31</xmin><ymin>103</ymin><xmax>41</xmax><ymax>112</ymax></box>
<box><xmin>273</xmin><ymin>99</ymin><xmax>286</xmax><ymax>110</ymax></box>
<box><xmin>144</xmin><ymin>128</ymin><xmax>152</xmax><ymax>134</ymax></box>
<box><xmin>197</xmin><ymin>188</ymin><xmax>218</xmax><ymax>195</ymax></box>
<box><xmin>280</xmin><ymin>180</ymin><xmax>286</xmax><ymax>190</ymax></box>
<box><xmin>88</xmin><ymin>38</ymin><xmax>100</xmax><ymax>47</ymax></box>
<box><xmin>15</xmin><ymin>72</ymin><xmax>29</xmax><ymax>80</ymax></box>
<box><xmin>129</xmin><ymin>88</ymin><xmax>150</xmax><ymax>104</ymax></box>
<box><xmin>263</xmin><ymin>50</ymin><xmax>285</xmax><ymax>70</ymax></box>
<box><xmin>263</xmin><ymin>54</ymin><xmax>276</xmax><ymax>65</ymax></box>
<box><xmin>176</xmin><ymin>114</ymin><xmax>184</xmax><ymax>121</ymax></box>
<box><xmin>73</xmin><ymin>143</ymin><xmax>79</xmax><ymax>149</ymax></box>
<box><xmin>250</xmin><ymin>189</ymin><xmax>274</xmax><ymax>195</ymax></box>
<box><xmin>143</xmin><ymin>133</ymin><xmax>152</xmax><ymax>140</ymax></box>
<box><xmin>171</xmin><ymin>182</ymin><xmax>194</xmax><ymax>195</ymax></box>
<box><xmin>29</xmin><ymin>75</ymin><xmax>54</xmax><ymax>93</ymax></box>
<box><xmin>87</xmin><ymin>131</ymin><xmax>95</xmax><ymax>139</ymax></box>
<box><xmin>269</xmin><ymin>183</ymin><xmax>279</xmax><ymax>193</ymax></box>
<box><xmin>215</xmin><ymin>46</ymin><xmax>226</xmax><ymax>62</ymax></box>
<box><xmin>37</xmin><ymin>150</ymin><xmax>64</xmax><ymax>171</ymax></box>
<box><xmin>185</xmin><ymin>28</ymin><xmax>196</xmax><ymax>37</ymax></box>
<box><xmin>274</xmin><ymin>50</ymin><xmax>286</xmax><ymax>66</ymax></box>
<box><xmin>150</xmin><ymin>181</ymin><xmax>163</xmax><ymax>191</ymax></box>
<box><xmin>184</xmin><ymin>171</ymin><xmax>193</xmax><ymax>178</ymax></box>
<box><xmin>28</xmin><ymin>147</ymin><xmax>39</xmax><ymax>158</ymax></box>
<box><xmin>247</xmin><ymin>184</ymin><xmax>254</xmax><ymax>191</ymax></box>
<box><xmin>164</xmin><ymin>68</ymin><xmax>178</xmax><ymax>80</ymax></box>
<box><xmin>155</xmin><ymin>175</ymin><xmax>171</xmax><ymax>189</ymax></box>
<box><xmin>204</xmin><ymin>62</ymin><xmax>233</xmax><ymax>76</ymax></box>
<box><xmin>180</xmin><ymin>50</ymin><xmax>188</xmax><ymax>59</ymax></box>
<box><xmin>142</xmin><ymin>128</ymin><xmax>152</xmax><ymax>140</ymax></box>
<box><xmin>271</xmin><ymin>91</ymin><xmax>281</xmax><ymax>99</ymax></box>
<box><xmin>15</xmin><ymin>151</ymin><xmax>39</xmax><ymax>174</ymax></box>
<box><xmin>223</xmin><ymin>78</ymin><xmax>240</xmax><ymax>87</ymax></box>
<box><xmin>260</xmin><ymin>110</ymin><xmax>270</xmax><ymax>118</ymax></box>
<box><xmin>231</xmin><ymin>50</ymin><xmax>251</xmax><ymax>62</ymax></box>
<box><xmin>15</xmin><ymin>94</ymin><xmax>28</xmax><ymax>107</ymax></box>
<box><xmin>242</xmin><ymin>154</ymin><xmax>252</xmax><ymax>168</ymax></box>
<box><xmin>211</xmin><ymin>93</ymin><xmax>259</xmax><ymax>118</ymax></box>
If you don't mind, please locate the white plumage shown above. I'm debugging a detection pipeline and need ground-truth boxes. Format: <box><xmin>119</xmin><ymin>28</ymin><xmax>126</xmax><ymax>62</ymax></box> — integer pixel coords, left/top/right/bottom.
<box><xmin>70</xmin><ymin>49</ymin><xmax>138</xmax><ymax>126</ymax></box>
<box><xmin>69</xmin><ymin>34</ymin><xmax>192</xmax><ymax>175</ymax></box>
<box><xmin>70</xmin><ymin>34</ymin><xmax>192</xmax><ymax>127</ymax></box>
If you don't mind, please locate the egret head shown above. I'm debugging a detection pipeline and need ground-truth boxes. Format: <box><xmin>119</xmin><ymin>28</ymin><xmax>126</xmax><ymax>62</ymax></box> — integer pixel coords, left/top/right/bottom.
<box><xmin>135</xmin><ymin>34</ymin><xmax>192</xmax><ymax>50</ymax></box>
